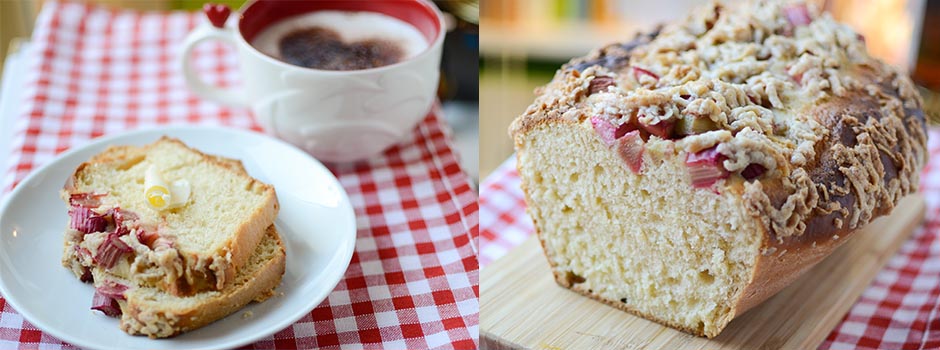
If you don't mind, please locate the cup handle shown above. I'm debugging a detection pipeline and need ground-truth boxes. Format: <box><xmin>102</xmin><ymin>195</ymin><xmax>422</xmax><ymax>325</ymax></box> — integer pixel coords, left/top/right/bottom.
<box><xmin>179</xmin><ymin>20</ymin><xmax>247</xmax><ymax>107</ymax></box>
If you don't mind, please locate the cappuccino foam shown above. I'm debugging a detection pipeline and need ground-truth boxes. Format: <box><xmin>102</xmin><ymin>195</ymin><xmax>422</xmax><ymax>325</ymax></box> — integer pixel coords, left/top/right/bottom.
<box><xmin>251</xmin><ymin>11</ymin><xmax>429</xmax><ymax>69</ymax></box>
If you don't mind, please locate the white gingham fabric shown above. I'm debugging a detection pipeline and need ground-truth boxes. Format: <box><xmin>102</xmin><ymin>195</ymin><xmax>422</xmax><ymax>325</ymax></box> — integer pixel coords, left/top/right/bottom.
<box><xmin>0</xmin><ymin>2</ymin><xmax>479</xmax><ymax>349</ymax></box>
<box><xmin>481</xmin><ymin>129</ymin><xmax>940</xmax><ymax>349</ymax></box>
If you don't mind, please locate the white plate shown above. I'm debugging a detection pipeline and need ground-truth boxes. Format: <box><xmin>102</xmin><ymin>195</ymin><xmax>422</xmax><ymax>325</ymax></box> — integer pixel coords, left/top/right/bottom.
<box><xmin>0</xmin><ymin>126</ymin><xmax>356</xmax><ymax>350</ymax></box>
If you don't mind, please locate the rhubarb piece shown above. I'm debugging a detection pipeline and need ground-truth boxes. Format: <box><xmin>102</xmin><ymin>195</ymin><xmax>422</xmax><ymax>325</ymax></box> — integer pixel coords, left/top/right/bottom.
<box><xmin>70</xmin><ymin>207</ymin><xmax>107</xmax><ymax>234</ymax></box>
<box><xmin>632</xmin><ymin>66</ymin><xmax>659</xmax><ymax>83</ymax></box>
<box><xmin>91</xmin><ymin>291</ymin><xmax>122</xmax><ymax>317</ymax></box>
<box><xmin>615</xmin><ymin>131</ymin><xmax>645</xmax><ymax>174</ymax></box>
<box><xmin>785</xmin><ymin>64</ymin><xmax>804</xmax><ymax>85</ymax></box>
<box><xmin>784</xmin><ymin>4</ymin><xmax>811</xmax><ymax>26</ymax></box>
<box><xmin>94</xmin><ymin>233</ymin><xmax>132</xmax><ymax>269</ymax></box>
<box><xmin>588</xmin><ymin>76</ymin><xmax>616</xmax><ymax>95</ymax></box>
<box><xmin>113</xmin><ymin>223</ymin><xmax>130</xmax><ymax>237</ymax></box>
<box><xmin>153</xmin><ymin>237</ymin><xmax>175</xmax><ymax>250</ymax></box>
<box><xmin>688</xmin><ymin>165</ymin><xmax>728</xmax><ymax>189</ymax></box>
<box><xmin>592</xmin><ymin>115</ymin><xmax>640</xmax><ymax>146</ymax></box>
<box><xmin>69</xmin><ymin>193</ymin><xmax>104</xmax><ymax>208</ymax></box>
<box><xmin>591</xmin><ymin>116</ymin><xmax>619</xmax><ymax>146</ymax></box>
<box><xmin>109</xmin><ymin>208</ymin><xmax>138</xmax><ymax>229</ymax></box>
<box><xmin>75</xmin><ymin>245</ymin><xmax>92</xmax><ymax>260</ymax></box>
<box><xmin>792</xmin><ymin>72</ymin><xmax>803</xmax><ymax>85</ymax></box>
<box><xmin>105</xmin><ymin>208</ymin><xmax>138</xmax><ymax>237</ymax></box>
<box><xmin>137</xmin><ymin>229</ymin><xmax>160</xmax><ymax>248</ymax></box>
<box><xmin>96</xmin><ymin>280</ymin><xmax>129</xmax><ymax>301</ymax></box>
<box><xmin>741</xmin><ymin>163</ymin><xmax>767</xmax><ymax>180</ymax></box>
<box><xmin>686</xmin><ymin>146</ymin><xmax>729</xmax><ymax>188</ymax></box>
<box><xmin>641</xmin><ymin>119</ymin><xmax>675</xmax><ymax>139</ymax></box>
<box><xmin>686</xmin><ymin>146</ymin><xmax>725</xmax><ymax>166</ymax></box>
<box><xmin>80</xmin><ymin>267</ymin><xmax>93</xmax><ymax>283</ymax></box>
<box><xmin>615</xmin><ymin>121</ymin><xmax>639</xmax><ymax>139</ymax></box>
<box><xmin>675</xmin><ymin>116</ymin><xmax>718</xmax><ymax>136</ymax></box>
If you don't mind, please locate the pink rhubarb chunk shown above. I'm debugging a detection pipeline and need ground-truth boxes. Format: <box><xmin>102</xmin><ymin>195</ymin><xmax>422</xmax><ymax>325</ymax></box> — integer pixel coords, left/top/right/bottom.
<box><xmin>784</xmin><ymin>4</ymin><xmax>811</xmax><ymax>26</ymax></box>
<box><xmin>137</xmin><ymin>229</ymin><xmax>159</xmax><ymax>248</ymax></box>
<box><xmin>588</xmin><ymin>76</ymin><xmax>616</xmax><ymax>95</ymax></box>
<box><xmin>70</xmin><ymin>207</ymin><xmax>107</xmax><ymax>234</ymax></box>
<box><xmin>632</xmin><ymin>66</ymin><xmax>659</xmax><ymax>83</ymax></box>
<box><xmin>96</xmin><ymin>280</ymin><xmax>129</xmax><ymax>301</ymax></box>
<box><xmin>641</xmin><ymin>119</ymin><xmax>675</xmax><ymax>140</ymax></box>
<box><xmin>615</xmin><ymin>131</ymin><xmax>645</xmax><ymax>174</ymax></box>
<box><xmin>591</xmin><ymin>116</ymin><xmax>618</xmax><ymax>146</ymax></box>
<box><xmin>741</xmin><ymin>163</ymin><xmax>767</xmax><ymax>180</ymax></box>
<box><xmin>686</xmin><ymin>146</ymin><xmax>729</xmax><ymax>188</ymax></box>
<box><xmin>91</xmin><ymin>291</ymin><xmax>122</xmax><ymax>317</ymax></box>
<box><xmin>93</xmin><ymin>233</ymin><xmax>132</xmax><ymax>269</ymax></box>
<box><xmin>69</xmin><ymin>193</ymin><xmax>104</xmax><ymax>208</ymax></box>
<box><xmin>591</xmin><ymin>116</ymin><xmax>639</xmax><ymax>146</ymax></box>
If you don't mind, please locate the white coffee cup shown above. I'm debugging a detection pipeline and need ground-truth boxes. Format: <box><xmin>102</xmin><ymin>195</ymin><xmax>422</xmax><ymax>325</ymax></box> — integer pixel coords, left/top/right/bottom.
<box><xmin>180</xmin><ymin>0</ymin><xmax>445</xmax><ymax>162</ymax></box>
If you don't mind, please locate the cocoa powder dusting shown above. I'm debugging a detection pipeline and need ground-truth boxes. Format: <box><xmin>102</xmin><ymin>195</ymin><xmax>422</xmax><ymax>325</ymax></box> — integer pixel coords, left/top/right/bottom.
<box><xmin>278</xmin><ymin>27</ymin><xmax>404</xmax><ymax>71</ymax></box>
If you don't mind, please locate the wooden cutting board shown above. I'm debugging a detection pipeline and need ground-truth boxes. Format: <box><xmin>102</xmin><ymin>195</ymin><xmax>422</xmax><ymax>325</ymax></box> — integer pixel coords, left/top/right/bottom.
<box><xmin>481</xmin><ymin>194</ymin><xmax>926</xmax><ymax>350</ymax></box>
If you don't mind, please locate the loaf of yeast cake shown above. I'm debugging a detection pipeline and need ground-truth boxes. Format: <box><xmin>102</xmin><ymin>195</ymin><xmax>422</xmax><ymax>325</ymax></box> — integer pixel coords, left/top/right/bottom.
<box><xmin>511</xmin><ymin>0</ymin><xmax>928</xmax><ymax>338</ymax></box>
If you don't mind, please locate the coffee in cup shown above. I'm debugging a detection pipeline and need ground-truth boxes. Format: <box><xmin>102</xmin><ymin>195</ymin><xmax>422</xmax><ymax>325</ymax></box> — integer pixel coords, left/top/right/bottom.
<box><xmin>180</xmin><ymin>0</ymin><xmax>445</xmax><ymax>162</ymax></box>
<box><xmin>250</xmin><ymin>11</ymin><xmax>429</xmax><ymax>71</ymax></box>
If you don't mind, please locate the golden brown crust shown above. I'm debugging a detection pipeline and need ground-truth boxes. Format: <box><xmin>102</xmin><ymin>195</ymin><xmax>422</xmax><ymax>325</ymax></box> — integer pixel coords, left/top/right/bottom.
<box><xmin>728</xmin><ymin>75</ymin><xmax>927</xmax><ymax>317</ymax></box>
<box><xmin>742</xmin><ymin>72</ymin><xmax>927</xmax><ymax>251</ymax></box>
<box><xmin>729</xmin><ymin>220</ymin><xmax>846</xmax><ymax>318</ymax></box>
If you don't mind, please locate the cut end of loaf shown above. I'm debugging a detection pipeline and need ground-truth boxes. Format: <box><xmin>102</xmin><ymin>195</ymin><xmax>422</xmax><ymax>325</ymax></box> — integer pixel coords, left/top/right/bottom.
<box><xmin>518</xmin><ymin>122</ymin><xmax>762</xmax><ymax>337</ymax></box>
<box><xmin>509</xmin><ymin>0</ymin><xmax>928</xmax><ymax>339</ymax></box>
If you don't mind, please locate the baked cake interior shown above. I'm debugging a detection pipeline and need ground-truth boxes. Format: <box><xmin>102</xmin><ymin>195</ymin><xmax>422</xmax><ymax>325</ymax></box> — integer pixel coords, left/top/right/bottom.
<box><xmin>519</xmin><ymin>123</ymin><xmax>762</xmax><ymax>337</ymax></box>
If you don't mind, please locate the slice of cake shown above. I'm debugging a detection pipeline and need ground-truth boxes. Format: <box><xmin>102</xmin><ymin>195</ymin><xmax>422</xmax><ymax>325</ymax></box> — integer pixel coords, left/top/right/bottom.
<box><xmin>61</xmin><ymin>137</ymin><xmax>279</xmax><ymax>296</ymax></box>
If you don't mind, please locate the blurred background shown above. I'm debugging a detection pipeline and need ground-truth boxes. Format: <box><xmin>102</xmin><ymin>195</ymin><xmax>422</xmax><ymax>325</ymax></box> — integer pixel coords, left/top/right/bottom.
<box><xmin>480</xmin><ymin>0</ymin><xmax>940</xmax><ymax>178</ymax></box>
<box><xmin>6</xmin><ymin>0</ymin><xmax>940</xmax><ymax>183</ymax></box>
<box><xmin>0</xmin><ymin>0</ymin><xmax>481</xmax><ymax>186</ymax></box>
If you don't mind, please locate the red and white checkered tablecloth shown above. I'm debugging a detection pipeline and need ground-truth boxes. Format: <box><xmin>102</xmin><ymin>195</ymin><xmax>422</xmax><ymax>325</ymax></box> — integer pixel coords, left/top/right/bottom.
<box><xmin>0</xmin><ymin>2</ymin><xmax>479</xmax><ymax>349</ymax></box>
<box><xmin>481</xmin><ymin>128</ymin><xmax>940</xmax><ymax>349</ymax></box>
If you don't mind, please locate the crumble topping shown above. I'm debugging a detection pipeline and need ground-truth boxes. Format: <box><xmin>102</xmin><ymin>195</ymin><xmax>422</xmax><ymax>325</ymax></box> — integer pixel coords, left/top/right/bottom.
<box><xmin>511</xmin><ymin>0</ymin><xmax>927</xmax><ymax>240</ymax></box>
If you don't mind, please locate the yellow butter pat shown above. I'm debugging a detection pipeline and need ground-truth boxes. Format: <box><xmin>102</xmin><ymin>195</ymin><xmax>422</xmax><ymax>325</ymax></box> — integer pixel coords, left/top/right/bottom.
<box><xmin>144</xmin><ymin>165</ymin><xmax>190</xmax><ymax>210</ymax></box>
